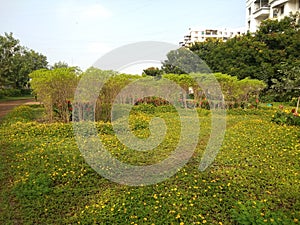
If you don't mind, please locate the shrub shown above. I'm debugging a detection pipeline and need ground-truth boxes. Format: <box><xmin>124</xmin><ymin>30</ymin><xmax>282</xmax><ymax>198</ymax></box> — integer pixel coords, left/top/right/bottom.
<box><xmin>155</xmin><ymin>105</ymin><xmax>177</xmax><ymax>113</ymax></box>
<box><xmin>2</xmin><ymin>105</ymin><xmax>43</xmax><ymax>123</ymax></box>
<box><xmin>289</xmin><ymin>97</ymin><xmax>299</xmax><ymax>107</ymax></box>
<box><xmin>20</xmin><ymin>89</ymin><xmax>32</xmax><ymax>96</ymax></box>
<box><xmin>0</xmin><ymin>89</ymin><xmax>5</xmax><ymax>99</ymax></box>
<box><xmin>29</xmin><ymin>68</ymin><xmax>80</xmax><ymax>122</ymax></box>
<box><xmin>135</xmin><ymin>96</ymin><xmax>170</xmax><ymax>107</ymax></box>
<box><xmin>132</xmin><ymin>103</ymin><xmax>155</xmax><ymax>114</ymax></box>
<box><xmin>271</xmin><ymin>107</ymin><xmax>300</xmax><ymax>126</ymax></box>
<box><xmin>0</xmin><ymin>88</ymin><xmax>22</xmax><ymax>97</ymax></box>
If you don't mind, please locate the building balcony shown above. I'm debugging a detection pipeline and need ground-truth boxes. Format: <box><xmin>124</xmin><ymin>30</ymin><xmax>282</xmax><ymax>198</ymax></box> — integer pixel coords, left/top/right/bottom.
<box><xmin>269</xmin><ymin>0</ymin><xmax>289</xmax><ymax>8</ymax></box>
<box><xmin>253</xmin><ymin>6</ymin><xmax>270</xmax><ymax>19</ymax></box>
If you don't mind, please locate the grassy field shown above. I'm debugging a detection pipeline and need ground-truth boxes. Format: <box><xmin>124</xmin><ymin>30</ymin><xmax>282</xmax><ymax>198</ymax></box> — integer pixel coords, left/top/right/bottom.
<box><xmin>0</xmin><ymin>105</ymin><xmax>299</xmax><ymax>224</ymax></box>
<box><xmin>0</xmin><ymin>96</ymin><xmax>34</xmax><ymax>102</ymax></box>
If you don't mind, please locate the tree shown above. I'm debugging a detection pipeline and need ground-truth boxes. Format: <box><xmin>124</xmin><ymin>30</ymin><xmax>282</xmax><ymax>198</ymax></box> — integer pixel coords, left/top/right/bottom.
<box><xmin>51</xmin><ymin>61</ymin><xmax>69</xmax><ymax>69</ymax></box>
<box><xmin>271</xmin><ymin>61</ymin><xmax>300</xmax><ymax>101</ymax></box>
<box><xmin>188</xmin><ymin>13</ymin><xmax>300</xmax><ymax>100</ymax></box>
<box><xmin>0</xmin><ymin>32</ymin><xmax>48</xmax><ymax>89</ymax></box>
<box><xmin>142</xmin><ymin>67</ymin><xmax>162</xmax><ymax>77</ymax></box>
<box><xmin>161</xmin><ymin>47</ymin><xmax>211</xmax><ymax>74</ymax></box>
<box><xmin>0</xmin><ymin>32</ymin><xmax>20</xmax><ymax>87</ymax></box>
<box><xmin>189</xmin><ymin>39</ymin><xmax>222</xmax><ymax>69</ymax></box>
<box><xmin>10</xmin><ymin>49</ymin><xmax>48</xmax><ymax>89</ymax></box>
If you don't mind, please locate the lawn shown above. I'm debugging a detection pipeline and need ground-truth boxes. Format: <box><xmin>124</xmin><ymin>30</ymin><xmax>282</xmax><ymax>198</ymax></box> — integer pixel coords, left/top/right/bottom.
<box><xmin>0</xmin><ymin>96</ymin><xmax>34</xmax><ymax>102</ymax></box>
<box><xmin>0</xmin><ymin>105</ymin><xmax>299</xmax><ymax>224</ymax></box>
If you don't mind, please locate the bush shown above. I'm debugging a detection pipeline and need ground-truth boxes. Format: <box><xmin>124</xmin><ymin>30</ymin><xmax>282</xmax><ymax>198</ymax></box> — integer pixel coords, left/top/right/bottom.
<box><xmin>289</xmin><ymin>97</ymin><xmax>299</xmax><ymax>107</ymax></box>
<box><xmin>132</xmin><ymin>103</ymin><xmax>155</xmax><ymax>114</ymax></box>
<box><xmin>135</xmin><ymin>96</ymin><xmax>170</xmax><ymax>107</ymax></box>
<box><xmin>271</xmin><ymin>107</ymin><xmax>300</xmax><ymax>126</ymax></box>
<box><xmin>29</xmin><ymin>68</ymin><xmax>80</xmax><ymax>122</ymax></box>
<box><xmin>155</xmin><ymin>105</ymin><xmax>177</xmax><ymax>113</ymax></box>
<box><xmin>20</xmin><ymin>89</ymin><xmax>32</xmax><ymax>96</ymax></box>
<box><xmin>0</xmin><ymin>90</ymin><xmax>5</xmax><ymax>99</ymax></box>
<box><xmin>2</xmin><ymin>105</ymin><xmax>43</xmax><ymax>123</ymax></box>
<box><xmin>0</xmin><ymin>88</ymin><xmax>22</xmax><ymax>97</ymax></box>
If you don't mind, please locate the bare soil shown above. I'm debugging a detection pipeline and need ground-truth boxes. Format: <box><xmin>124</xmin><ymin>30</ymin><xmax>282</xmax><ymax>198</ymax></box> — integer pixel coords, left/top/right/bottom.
<box><xmin>0</xmin><ymin>98</ymin><xmax>38</xmax><ymax>119</ymax></box>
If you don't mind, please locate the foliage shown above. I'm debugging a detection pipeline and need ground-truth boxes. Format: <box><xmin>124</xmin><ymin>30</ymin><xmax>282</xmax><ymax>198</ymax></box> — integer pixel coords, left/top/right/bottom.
<box><xmin>0</xmin><ymin>88</ymin><xmax>22</xmax><ymax>98</ymax></box>
<box><xmin>0</xmin><ymin>32</ymin><xmax>48</xmax><ymax>89</ymax></box>
<box><xmin>271</xmin><ymin>106</ymin><xmax>300</xmax><ymax>126</ymax></box>
<box><xmin>51</xmin><ymin>61</ymin><xmax>69</xmax><ymax>69</ymax></box>
<box><xmin>72</xmin><ymin>68</ymin><xmax>141</xmax><ymax>122</ymax></box>
<box><xmin>189</xmin><ymin>39</ymin><xmax>222</xmax><ymax>68</ymax></box>
<box><xmin>28</xmin><ymin>67</ymin><xmax>266</xmax><ymax>123</ymax></box>
<box><xmin>271</xmin><ymin>61</ymin><xmax>300</xmax><ymax>101</ymax></box>
<box><xmin>142</xmin><ymin>67</ymin><xmax>162</xmax><ymax>77</ymax></box>
<box><xmin>188</xmin><ymin>13</ymin><xmax>300</xmax><ymax>99</ymax></box>
<box><xmin>167</xmin><ymin>73</ymin><xmax>266</xmax><ymax>109</ymax></box>
<box><xmin>0</xmin><ymin>32</ymin><xmax>20</xmax><ymax>87</ymax></box>
<box><xmin>29</xmin><ymin>68</ymin><xmax>80</xmax><ymax>122</ymax></box>
<box><xmin>95</xmin><ymin>70</ymin><xmax>140</xmax><ymax>121</ymax></box>
<box><xmin>290</xmin><ymin>97</ymin><xmax>300</xmax><ymax>107</ymax></box>
<box><xmin>0</xmin><ymin>105</ymin><xmax>299</xmax><ymax>224</ymax></box>
<box><xmin>161</xmin><ymin>47</ymin><xmax>211</xmax><ymax>74</ymax></box>
<box><xmin>1</xmin><ymin>105</ymin><xmax>44</xmax><ymax>123</ymax></box>
<box><xmin>135</xmin><ymin>96</ymin><xmax>170</xmax><ymax>106</ymax></box>
<box><xmin>231</xmin><ymin>200</ymin><xmax>294</xmax><ymax>225</ymax></box>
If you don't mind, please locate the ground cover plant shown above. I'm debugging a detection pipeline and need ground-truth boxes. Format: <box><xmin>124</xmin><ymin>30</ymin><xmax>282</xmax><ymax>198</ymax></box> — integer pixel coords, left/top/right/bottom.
<box><xmin>0</xmin><ymin>104</ymin><xmax>299</xmax><ymax>224</ymax></box>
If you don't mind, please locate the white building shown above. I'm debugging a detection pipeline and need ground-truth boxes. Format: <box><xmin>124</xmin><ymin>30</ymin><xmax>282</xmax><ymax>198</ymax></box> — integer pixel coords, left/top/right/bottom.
<box><xmin>179</xmin><ymin>27</ymin><xmax>245</xmax><ymax>47</ymax></box>
<box><xmin>246</xmin><ymin>0</ymin><xmax>300</xmax><ymax>32</ymax></box>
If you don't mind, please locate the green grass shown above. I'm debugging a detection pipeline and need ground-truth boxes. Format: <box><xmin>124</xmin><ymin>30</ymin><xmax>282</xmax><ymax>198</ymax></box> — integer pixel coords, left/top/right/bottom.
<box><xmin>0</xmin><ymin>96</ymin><xmax>34</xmax><ymax>102</ymax></box>
<box><xmin>0</xmin><ymin>105</ymin><xmax>299</xmax><ymax>224</ymax></box>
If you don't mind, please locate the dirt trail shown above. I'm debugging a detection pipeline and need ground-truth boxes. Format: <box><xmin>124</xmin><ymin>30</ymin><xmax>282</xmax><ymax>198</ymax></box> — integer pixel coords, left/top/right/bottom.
<box><xmin>0</xmin><ymin>98</ymin><xmax>37</xmax><ymax>119</ymax></box>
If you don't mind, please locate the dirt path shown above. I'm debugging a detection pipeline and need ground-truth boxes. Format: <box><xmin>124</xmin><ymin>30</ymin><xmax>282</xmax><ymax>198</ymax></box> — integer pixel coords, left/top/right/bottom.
<box><xmin>0</xmin><ymin>98</ymin><xmax>37</xmax><ymax>119</ymax></box>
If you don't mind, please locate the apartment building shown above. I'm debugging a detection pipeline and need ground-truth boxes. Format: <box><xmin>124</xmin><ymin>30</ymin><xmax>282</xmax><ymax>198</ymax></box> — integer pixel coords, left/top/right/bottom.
<box><xmin>179</xmin><ymin>27</ymin><xmax>245</xmax><ymax>47</ymax></box>
<box><xmin>247</xmin><ymin>0</ymin><xmax>300</xmax><ymax>32</ymax></box>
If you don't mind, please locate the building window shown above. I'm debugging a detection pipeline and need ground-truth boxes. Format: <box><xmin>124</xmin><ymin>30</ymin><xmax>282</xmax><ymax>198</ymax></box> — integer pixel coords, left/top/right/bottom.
<box><xmin>248</xmin><ymin>21</ymin><xmax>251</xmax><ymax>30</ymax></box>
<box><xmin>273</xmin><ymin>8</ymin><xmax>278</xmax><ymax>18</ymax></box>
<box><xmin>248</xmin><ymin>7</ymin><xmax>251</xmax><ymax>15</ymax></box>
<box><xmin>280</xmin><ymin>5</ymin><xmax>284</xmax><ymax>14</ymax></box>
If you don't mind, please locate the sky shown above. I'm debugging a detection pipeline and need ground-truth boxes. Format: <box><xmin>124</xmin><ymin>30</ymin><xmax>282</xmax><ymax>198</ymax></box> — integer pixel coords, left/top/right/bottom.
<box><xmin>0</xmin><ymin>0</ymin><xmax>246</xmax><ymax>73</ymax></box>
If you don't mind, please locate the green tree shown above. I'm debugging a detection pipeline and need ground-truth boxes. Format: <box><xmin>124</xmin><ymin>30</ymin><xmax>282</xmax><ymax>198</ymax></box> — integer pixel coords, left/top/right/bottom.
<box><xmin>162</xmin><ymin>47</ymin><xmax>211</xmax><ymax>74</ymax></box>
<box><xmin>189</xmin><ymin>39</ymin><xmax>222</xmax><ymax>70</ymax></box>
<box><xmin>271</xmin><ymin>61</ymin><xmax>300</xmax><ymax>101</ymax></box>
<box><xmin>142</xmin><ymin>67</ymin><xmax>162</xmax><ymax>77</ymax></box>
<box><xmin>51</xmin><ymin>61</ymin><xmax>69</xmax><ymax>69</ymax></box>
<box><xmin>10</xmin><ymin>49</ymin><xmax>48</xmax><ymax>89</ymax></box>
<box><xmin>0</xmin><ymin>32</ymin><xmax>48</xmax><ymax>89</ymax></box>
<box><xmin>188</xmin><ymin>13</ymin><xmax>300</xmax><ymax>99</ymax></box>
<box><xmin>0</xmin><ymin>32</ymin><xmax>20</xmax><ymax>87</ymax></box>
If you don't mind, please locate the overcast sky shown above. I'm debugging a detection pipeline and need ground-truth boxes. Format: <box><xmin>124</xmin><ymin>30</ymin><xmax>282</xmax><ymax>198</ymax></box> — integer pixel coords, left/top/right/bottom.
<box><xmin>0</xmin><ymin>0</ymin><xmax>246</xmax><ymax>71</ymax></box>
